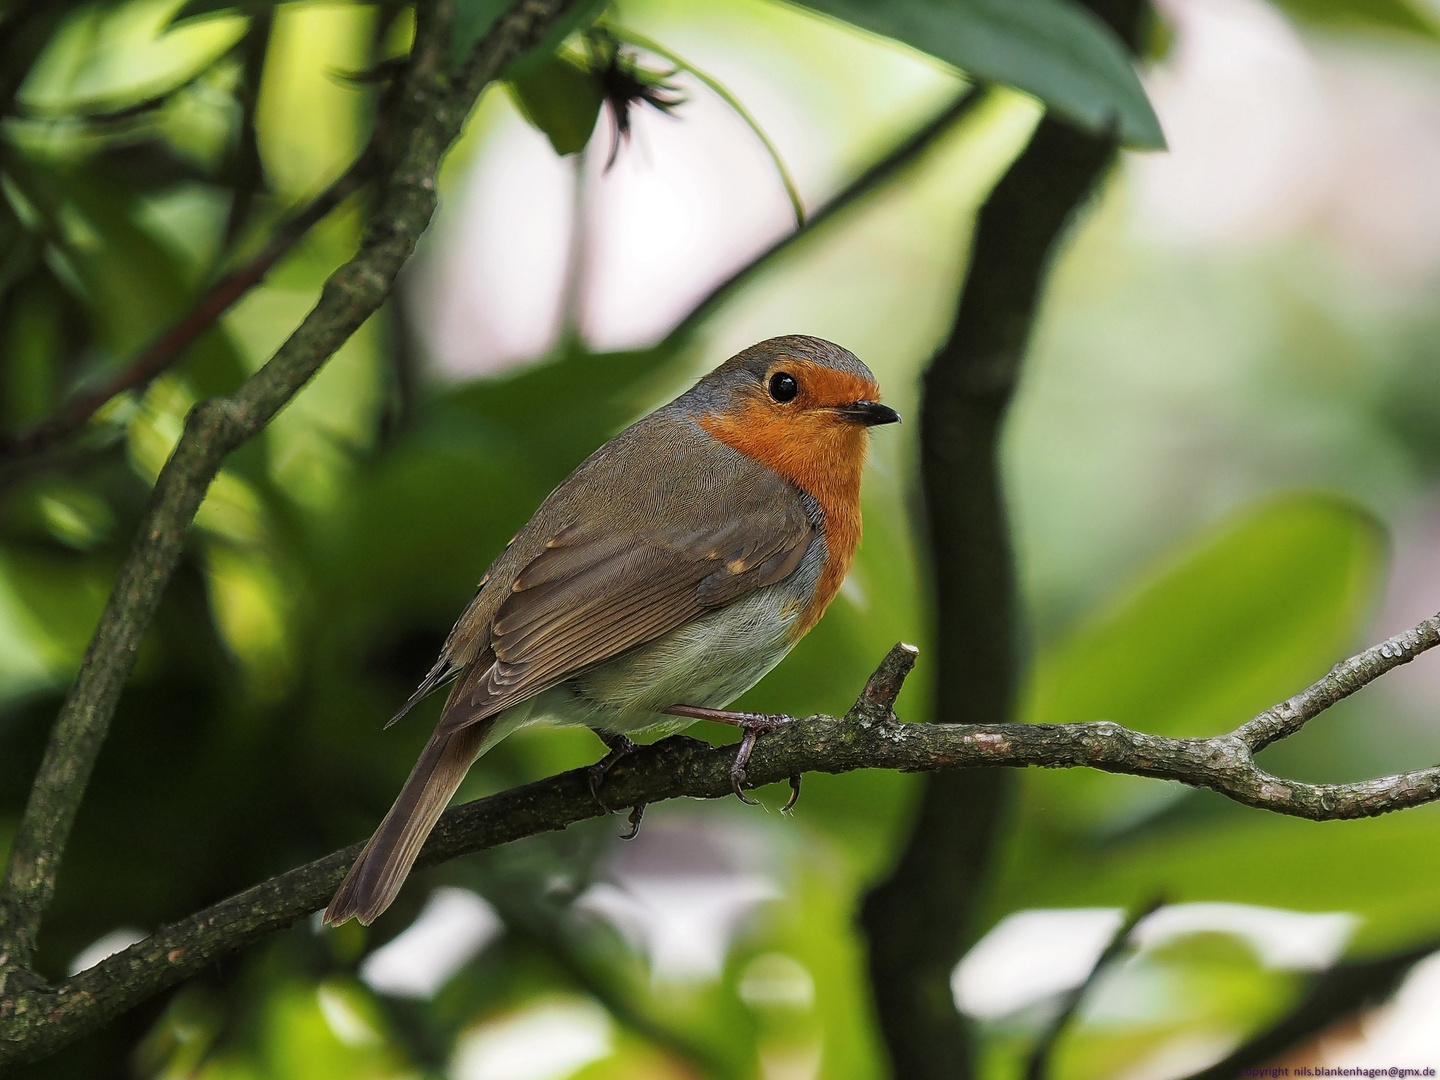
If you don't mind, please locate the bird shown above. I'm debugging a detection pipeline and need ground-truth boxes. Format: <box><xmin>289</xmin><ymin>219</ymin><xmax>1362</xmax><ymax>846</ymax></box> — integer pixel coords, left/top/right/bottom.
<box><xmin>323</xmin><ymin>334</ymin><xmax>899</xmax><ymax>926</ymax></box>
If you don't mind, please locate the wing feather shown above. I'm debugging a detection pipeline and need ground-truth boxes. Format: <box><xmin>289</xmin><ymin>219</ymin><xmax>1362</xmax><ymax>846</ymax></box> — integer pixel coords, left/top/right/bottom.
<box><xmin>440</xmin><ymin>512</ymin><xmax>814</xmax><ymax>731</ymax></box>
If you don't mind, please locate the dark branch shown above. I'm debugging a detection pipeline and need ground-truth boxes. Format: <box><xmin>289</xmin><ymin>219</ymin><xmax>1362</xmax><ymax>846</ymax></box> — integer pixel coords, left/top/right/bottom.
<box><xmin>7</xmin><ymin>616</ymin><xmax>1440</xmax><ymax>1063</ymax></box>
<box><xmin>860</xmin><ymin>1</ymin><xmax>1153</xmax><ymax>1073</ymax></box>
<box><xmin>222</xmin><ymin>10</ymin><xmax>274</xmax><ymax>247</ymax></box>
<box><xmin>861</xmin><ymin>112</ymin><xmax>1124</xmax><ymax>1080</ymax></box>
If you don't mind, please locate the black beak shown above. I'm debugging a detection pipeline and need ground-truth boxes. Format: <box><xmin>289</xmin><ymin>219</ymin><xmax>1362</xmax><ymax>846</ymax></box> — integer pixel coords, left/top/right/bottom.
<box><xmin>838</xmin><ymin>400</ymin><xmax>901</xmax><ymax>426</ymax></box>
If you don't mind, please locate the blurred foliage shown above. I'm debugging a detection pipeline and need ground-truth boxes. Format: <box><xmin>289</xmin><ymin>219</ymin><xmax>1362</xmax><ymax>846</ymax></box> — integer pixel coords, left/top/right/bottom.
<box><xmin>4</xmin><ymin>0</ymin><xmax>1440</xmax><ymax>1078</ymax></box>
<box><xmin>1270</xmin><ymin>0</ymin><xmax>1440</xmax><ymax>40</ymax></box>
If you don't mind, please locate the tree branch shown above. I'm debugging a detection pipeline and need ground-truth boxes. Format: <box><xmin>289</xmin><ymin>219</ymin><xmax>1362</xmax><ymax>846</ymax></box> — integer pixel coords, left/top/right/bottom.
<box><xmin>0</xmin><ymin>0</ymin><xmax>579</xmax><ymax>979</ymax></box>
<box><xmin>6</xmin><ymin>617</ymin><xmax>1440</xmax><ymax>1064</ymax></box>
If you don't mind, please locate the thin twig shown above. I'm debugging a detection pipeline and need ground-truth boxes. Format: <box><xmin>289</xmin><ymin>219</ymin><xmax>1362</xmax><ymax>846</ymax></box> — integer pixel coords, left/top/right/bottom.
<box><xmin>847</xmin><ymin>641</ymin><xmax>919</xmax><ymax>725</ymax></box>
<box><xmin>605</xmin><ymin>23</ymin><xmax>806</xmax><ymax>228</ymax></box>
<box><xmin>6</xmin><ymin>614</ymin><xmax>1440</xmax><ymax>1062</ymax></box>
<box><xmin>660</xmin><ymin>85</ymin><xmax>980</xmax><ymax>347</ymax></box>
<box><xmin>1236</xmin><ymin>613</ymin><xmax>1440</xmax><ymax>750</ymax></box>
<box><xmin>1024</xmin><ymin>897</ymin><xmax>1165</xmax><ymax>1080</ymax></box>
<box><xmin>0</xmin><ymin>149</ymin><xmax>375</xmax><ymax>463</ymax></box>
<box><xmin>222</xmin><ymin>9</ymin><xmax>274</xmax><ymax>246</ymax></box>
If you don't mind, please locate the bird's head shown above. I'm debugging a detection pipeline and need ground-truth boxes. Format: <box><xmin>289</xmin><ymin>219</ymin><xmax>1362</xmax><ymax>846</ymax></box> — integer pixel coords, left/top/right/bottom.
<box><xmin>687</xmin><ymin>335</ymin><xmax>899</xmax><ymax>499</ymax></box>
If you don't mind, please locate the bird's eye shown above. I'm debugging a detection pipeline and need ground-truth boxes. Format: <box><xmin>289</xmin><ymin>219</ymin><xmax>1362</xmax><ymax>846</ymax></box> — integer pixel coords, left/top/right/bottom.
<box><xmin>768</xmin><ymin>372</ymin><xmax>799</xmax><ymax>402</ymax></box>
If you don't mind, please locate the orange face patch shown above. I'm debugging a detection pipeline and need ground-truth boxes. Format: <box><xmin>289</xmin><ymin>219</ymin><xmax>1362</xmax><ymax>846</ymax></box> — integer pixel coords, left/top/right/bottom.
<box><xmin>698</xmin><ymin>358</ymin><xmax>881</xmax><ymax>637</ymax></box>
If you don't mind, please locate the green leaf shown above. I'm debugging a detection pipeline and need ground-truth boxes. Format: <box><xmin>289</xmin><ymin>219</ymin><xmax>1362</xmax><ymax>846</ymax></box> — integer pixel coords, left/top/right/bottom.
<box><xmin>1272</xmin><ymin>0</ymin><xmax>1440</xmax><ymax>40</ymax></box>
<box><xmin>2</xmin><ymin>546</ymin><xmax>120</xmax><ymax>676</ymax></box>
<box><xmin>507</xmin><ymin>54</ymin><xmax>603</xmax><ymax>156</ymax></box>
<box><xmin>6</xmin><ymin>160</ymin><xmax>250</xmax><ymax>397</ymax></box>
<box><xmin>790</xmin><ymin>0</ymin><xmax>1165</xmax><ymax>149</ymax></box>
<box><xmin>509</xmin><ymin>0</ymin><xmax>609</xmax><ymax>67</ymax></box>
<box><xmin>172</xmin><ymin>0</ymin><xmax>609</xmax><ymax>74</ymax></box>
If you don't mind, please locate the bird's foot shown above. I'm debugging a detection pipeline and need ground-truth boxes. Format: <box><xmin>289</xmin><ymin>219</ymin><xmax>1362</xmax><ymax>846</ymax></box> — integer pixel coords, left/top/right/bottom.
<box><xmin>588</xmin><ymin>730</ymin><xmax>638</xmax><ymax>813</ymax></box>
<box><xmin>621</xmin><ymin>803</ymin><xmax>646</xmax><ymax>840</ymax></box>
<box><xmin>781</xmin><ymin>773</ymin><xmax>801</xmax><ymax>813</ymax></box>
<box><xmin>663</xmin><ymin>704</ymin><xmax>797</xmax><ymax>806</ymax></box>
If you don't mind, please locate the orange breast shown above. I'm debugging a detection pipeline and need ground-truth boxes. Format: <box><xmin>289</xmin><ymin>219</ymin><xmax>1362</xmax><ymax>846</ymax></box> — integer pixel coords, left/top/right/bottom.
<box><xmin>698</xmin><ymin>364</ymin><xmax>876</xmax><ymax>640</ymax></box>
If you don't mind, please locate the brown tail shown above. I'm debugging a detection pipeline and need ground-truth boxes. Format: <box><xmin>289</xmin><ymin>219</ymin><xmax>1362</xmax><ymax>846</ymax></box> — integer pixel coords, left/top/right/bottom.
<box><xmin>324</xmin><ymin>721</ymin><xmax>489</xmax><ymax>926</ymax></box>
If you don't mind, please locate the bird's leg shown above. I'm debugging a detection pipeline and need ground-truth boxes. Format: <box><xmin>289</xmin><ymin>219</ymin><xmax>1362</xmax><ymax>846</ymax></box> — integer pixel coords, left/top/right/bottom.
<box><xmin>663</xmin><ymin>704</ymin><xmax>795</xmax><ymax>806</ymax></box>
<box><xmin>588</xmin><ymin>729</ymin><xmax>638</xmax><ymax>813</ymax></box>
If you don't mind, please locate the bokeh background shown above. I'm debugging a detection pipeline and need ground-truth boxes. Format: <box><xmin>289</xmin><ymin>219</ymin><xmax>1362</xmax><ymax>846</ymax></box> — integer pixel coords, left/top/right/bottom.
<box><xmin>6</xmin><ymin>0</ymin><xmax>1440</xmax><ymax>1076</ymax></box>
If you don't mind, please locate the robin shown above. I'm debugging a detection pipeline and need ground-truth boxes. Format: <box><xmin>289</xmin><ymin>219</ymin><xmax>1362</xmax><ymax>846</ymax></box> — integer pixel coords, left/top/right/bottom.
<box><xmin>324</xmin><ymin>335</ymin><xmax>899</xmax><ymax>925</ymax></box>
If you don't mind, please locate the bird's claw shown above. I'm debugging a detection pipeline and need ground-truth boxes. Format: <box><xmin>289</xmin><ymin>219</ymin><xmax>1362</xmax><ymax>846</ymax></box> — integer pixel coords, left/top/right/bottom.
<box><xmin>726</xmin><ymin>713</ymin><xmax>792</xmax><ymax>805</ymax></box>
<box><xmin>589</xmin><ymin>732</ymin><xmax>646</xmax><ymax>837</ymax></box>
<box><xmin>586</xmin><ymin>763</ymin><xmax>612</xmax><ymax>812</ymax></box>
<box><xmin>781</xmin><ymin>774</ymin><xmax>802</xmax><ymax>813</ymax></box>
<box><xmin>620</xmin><ymin>803</ymin><xmax>645</xmax><ymax>840</ymax></box>
<box><xmin>588</xmin><ymin>731</ymin><xmax>638</xmax><ymax>813</ymax></box>
<box><xmin>662</xmin><ymin>705</ymin><xmax>798</xmax><ymax>809</ymax></box>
